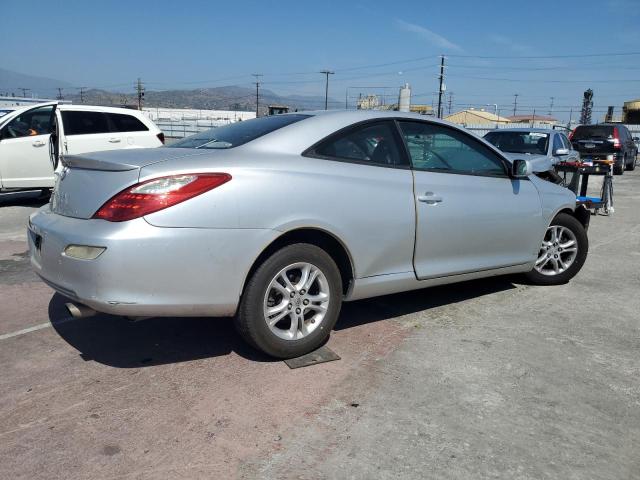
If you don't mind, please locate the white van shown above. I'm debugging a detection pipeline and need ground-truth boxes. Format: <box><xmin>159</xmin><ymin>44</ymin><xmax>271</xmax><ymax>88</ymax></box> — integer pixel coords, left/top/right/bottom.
<box><xmin>0</xmin><ymin>103</ymin><xmax>164</xmax><ymax>192</ymax></box>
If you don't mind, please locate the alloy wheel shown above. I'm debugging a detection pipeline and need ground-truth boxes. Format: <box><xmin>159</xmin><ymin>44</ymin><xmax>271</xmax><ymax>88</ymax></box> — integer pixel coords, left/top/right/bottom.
<box><xmin>263</xmin><ymin>262</ymin><xmax>330</xmax><ymax>340</ymax></box>
<box><xmin>534</xmin><ymin>225</ymin><xmax>578</xmax><ymax>276</ymax></box>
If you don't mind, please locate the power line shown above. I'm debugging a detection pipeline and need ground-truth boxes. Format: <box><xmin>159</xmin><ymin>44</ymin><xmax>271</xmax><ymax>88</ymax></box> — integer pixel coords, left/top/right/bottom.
<box><xmin>448</xmin><ymin>51</ymin><xmax>640</xmax><ymax>59</ymax></box>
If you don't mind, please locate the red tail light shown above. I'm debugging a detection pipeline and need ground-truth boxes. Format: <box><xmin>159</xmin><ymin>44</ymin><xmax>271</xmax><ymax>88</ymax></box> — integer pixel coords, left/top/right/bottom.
<box><xmin>568</xmin><ymin>129</ymin><xmax>575</xmax><ymax>141</ymax></box>
<box><xmin>612</xmin><ymin>127</ymin><xmax>621</xmax><ymax>149</ymax></box>
<box><xmin>157</xmin><ymin>132</ymin><xmax>165</xmax><ymax>144</ymax></box>
<box><xmin>93</xmin><ymin>173</ymin><xmax>231</xmax><ymax>222</ymax></box>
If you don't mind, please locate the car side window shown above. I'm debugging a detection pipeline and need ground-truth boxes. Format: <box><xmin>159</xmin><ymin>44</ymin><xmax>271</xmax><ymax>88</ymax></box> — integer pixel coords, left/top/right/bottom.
<box><xmin>309</xmin><ymin>121</ymin><xmax>405</xmax><ymax>167</ymax></box>
<box><xmin>2</xmin><ymin>106</ymin><xmax>54</xmax><ymax>139</ymax></box>
<box><xmin>553</xmin><ymin>134</ymin><xmax>564</xmax><ymax>153</ymax></box>
<box><xmin>560</xmin><ymin>134</ymin><xmax>571</xmax><ymax>150</ymax></box>
<box><xmin>62</xmin><ymin>111</ymin><xmax>110</xmax><ymax>136</ymax></box>
<box><xmin>398</xmin><ymin>121</ymin><xmax>506</xmax><ymax>176</ymax></box>
<box><xmin>108</xmin><ymin>113</ymin><xmax>148</xmax><ymax>132</ymax></box>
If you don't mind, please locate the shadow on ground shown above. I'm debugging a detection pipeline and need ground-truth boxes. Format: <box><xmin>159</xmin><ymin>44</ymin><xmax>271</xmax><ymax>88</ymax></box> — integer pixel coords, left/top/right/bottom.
<box><xmin>49</xmin><ymin>277</ymin><xmax>517</xmax><ymax>368</ymax></box>
<box><xmin>0</xmin><ymin>191</ymin><xmax>49</xmax><ymax>207</ymax></box>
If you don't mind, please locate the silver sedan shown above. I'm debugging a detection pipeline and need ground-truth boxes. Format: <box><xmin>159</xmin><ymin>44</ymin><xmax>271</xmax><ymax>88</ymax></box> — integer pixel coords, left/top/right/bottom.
<box><xmin>28</xmin><ymin>111</ymin><xmax>589</xmax><ymax>358</ymax></box>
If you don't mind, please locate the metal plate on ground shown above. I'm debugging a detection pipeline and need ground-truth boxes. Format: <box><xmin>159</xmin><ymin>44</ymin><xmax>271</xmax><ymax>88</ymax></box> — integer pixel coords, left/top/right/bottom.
<box><xmin>284</xmin><ymin>345</ymin><xmax>341</xmax><ymax>369</ymax></box>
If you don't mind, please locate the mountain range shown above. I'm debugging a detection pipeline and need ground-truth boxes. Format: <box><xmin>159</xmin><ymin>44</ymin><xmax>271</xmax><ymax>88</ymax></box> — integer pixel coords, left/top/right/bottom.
<box><xmin>0</xmin><ymin>68</ymin><xmax>341</xmax><ymax>112</ymax></box>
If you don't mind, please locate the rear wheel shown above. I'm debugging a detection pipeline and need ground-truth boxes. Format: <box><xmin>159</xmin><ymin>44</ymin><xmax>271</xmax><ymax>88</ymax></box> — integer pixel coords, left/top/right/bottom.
<box><xmin>627</xmin><ymin>153</ymin><xmax>636</xmax><ymax>171</ymax></box>
<box><xmin>235</xmin><ymin>243</ymin><xmax>342</xmax><ymax>359</ymax></box>
<box><xmin>524</xmin><ymin>213</ymin><xmax>588</xmax><ymax>286</ymax></box>
<box><xmin>613</xmin><ymin>156</ymin><xmax>624</xmax><ymax>175</ymax></box>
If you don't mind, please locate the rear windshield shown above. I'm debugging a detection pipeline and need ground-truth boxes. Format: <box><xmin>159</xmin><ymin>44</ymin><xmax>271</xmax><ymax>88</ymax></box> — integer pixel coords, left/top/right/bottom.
<box><xmin>169</xmin><ymin>114</ymin><xmax>310</xmax><ymax>149</ymax></box>
<box><xmin>484</xmin><ymin>131</ymin><xmax>549</xmax><ymax>155</ymax></box>
<box><xmin>571</xmin><ymin>125</ymin><xmax>614</xmax><ymax>140</ymax></box>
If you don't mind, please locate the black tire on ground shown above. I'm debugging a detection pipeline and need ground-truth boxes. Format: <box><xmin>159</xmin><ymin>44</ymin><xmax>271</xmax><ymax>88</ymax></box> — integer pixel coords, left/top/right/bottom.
<box><xmin>627</xmin><ymin>154</ymin><xmax>636</xmax><ymax>171</ymax></box>
<box><xmin>235</xmin><ymin>243</ymin><xmax>343</xmax><ymax>359</ymax></box>
<box><xmin>524</xmin><ymin>213</ymin><xmax>589</xmax><ymax>286</ymax></box>
<box><xmin>613</xmin><ymin>157</ymin><xmax>624</xmax><ymax>175</ymax></box>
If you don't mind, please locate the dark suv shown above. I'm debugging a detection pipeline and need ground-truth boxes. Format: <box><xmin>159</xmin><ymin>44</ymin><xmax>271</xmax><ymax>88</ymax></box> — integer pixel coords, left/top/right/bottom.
<box><xmin>570</xmin><ymin>123</ymin><xmax>638</xmax><ymax>174</ymax></box>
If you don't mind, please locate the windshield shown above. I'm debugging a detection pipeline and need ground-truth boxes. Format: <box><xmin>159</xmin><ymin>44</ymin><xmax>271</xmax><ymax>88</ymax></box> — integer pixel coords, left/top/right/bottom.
<box><xmin>484</xmin><ymin>131</ymin><xmax>549</xmax><ymax>155</ymax></box>
<box><xmin>571</xmin><ymin>125</ymin><xmax>614</xmax><ymax>140</ymax></box>
<box><xmin>169</xmin><ymin>114</ymin><xmax>310</xmax><ymax>149</ymax></box>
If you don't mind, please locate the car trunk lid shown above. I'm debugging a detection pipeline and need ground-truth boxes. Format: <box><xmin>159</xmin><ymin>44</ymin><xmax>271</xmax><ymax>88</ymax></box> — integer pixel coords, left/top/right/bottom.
<box><xmin>51</xmin><ymin>148</ymin><xmax>212</xmax><ymax>219</ymax></box>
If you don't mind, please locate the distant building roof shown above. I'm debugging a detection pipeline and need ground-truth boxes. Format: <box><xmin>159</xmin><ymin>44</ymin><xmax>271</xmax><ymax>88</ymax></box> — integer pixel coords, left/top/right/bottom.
<box><xmin>445</xmin><ymin>109</ymin><xmax>510</xmax><ymax>125</ymax></box>
<box><xmin>508</xmin><ymin>114</ymin><xmax>558</xmax><ymax>123</ymax></box>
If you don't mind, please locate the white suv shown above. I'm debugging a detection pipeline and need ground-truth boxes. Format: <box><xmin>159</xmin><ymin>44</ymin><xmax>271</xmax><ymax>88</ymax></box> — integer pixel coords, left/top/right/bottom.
<box><xmin>0</xmin><ymin>103</ymin><xmax>164</xmax><ymax>192</ymax></box>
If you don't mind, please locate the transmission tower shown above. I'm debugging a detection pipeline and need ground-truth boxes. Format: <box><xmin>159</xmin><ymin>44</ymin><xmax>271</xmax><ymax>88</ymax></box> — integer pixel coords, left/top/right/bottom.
<box><xmin>579</xmin><ymin>89</ymin><xmax>593</xmax><ymax>125</ymax></box>
<box><xmin>56</xmin><ymin>88</ymin><xmax>64</xmax><ymax>101</ymax></box>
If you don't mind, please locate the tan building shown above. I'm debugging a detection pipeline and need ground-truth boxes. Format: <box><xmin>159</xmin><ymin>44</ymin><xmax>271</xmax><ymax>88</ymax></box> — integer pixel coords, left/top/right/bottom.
<box><xmin>445</xmin><ymin>109</ymin><xmax>510</xmax><ymax>125</ymax></box>
<box><xmin>623</xmin><ymin>99</ymin><xmax>640</xmax><ymax>124</ymax></box>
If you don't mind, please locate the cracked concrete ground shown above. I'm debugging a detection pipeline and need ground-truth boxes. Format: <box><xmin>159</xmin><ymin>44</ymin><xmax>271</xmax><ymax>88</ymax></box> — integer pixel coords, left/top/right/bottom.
<box><xmin>1</xmin><ymin>171</ymin><xmax>639</xmax><ymax>479</ymax></box>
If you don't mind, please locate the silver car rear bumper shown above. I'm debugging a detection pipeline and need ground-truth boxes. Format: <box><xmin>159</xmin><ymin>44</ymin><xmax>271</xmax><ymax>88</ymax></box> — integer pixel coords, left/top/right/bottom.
<box><xmin>28</xmin><ymin>206</ymin><xmax>278</xmax><ymax>317</ymax></box>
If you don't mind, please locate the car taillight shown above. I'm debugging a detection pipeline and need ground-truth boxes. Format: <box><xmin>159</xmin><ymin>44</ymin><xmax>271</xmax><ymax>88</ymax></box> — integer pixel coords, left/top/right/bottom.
<box><xmin>612</xmin><ymin>127</ymin><xmax>621</xmax><ymax>149</ymax></box>
<box><xmin>568</xmin><ymin>129</ymin><xmax>575</xmax><ymax>141</ymax></box>
<box><xmin>157</xmin><ymin>132</ymin><xmax>165</xmax><ymax>144</ymax></box>
<box><xmin>93</xmin><ymin>173</ymin><xmax>231</xmax><ymax>222</ymax></box>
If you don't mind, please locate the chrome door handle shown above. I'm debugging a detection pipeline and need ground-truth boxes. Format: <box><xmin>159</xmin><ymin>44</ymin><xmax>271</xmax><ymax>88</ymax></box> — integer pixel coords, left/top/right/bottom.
<box><xmin>417</xmin><ymin>192</ymin><xmax>443</xmax><ymax>205</ymax></box>
<box><xmin>108</xmin><ymin>137</ymin><xmax>121</xmax><ymax>143</ymax></box>
<box><xmin>32</xmin><ymin>140</ymin><xmax>46</xmax><ymax>147</ymax></box>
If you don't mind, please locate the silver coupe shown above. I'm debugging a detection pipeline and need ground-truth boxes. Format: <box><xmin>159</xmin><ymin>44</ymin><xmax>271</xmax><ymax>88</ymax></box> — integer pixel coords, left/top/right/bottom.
<box><xmin>29</xmin><ymin>111</ymin><xmax>590</xmax><ymax>358</ymax></box>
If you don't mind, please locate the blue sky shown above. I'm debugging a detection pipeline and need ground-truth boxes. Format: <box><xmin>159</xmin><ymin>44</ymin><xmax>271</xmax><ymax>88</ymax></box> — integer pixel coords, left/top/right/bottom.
<box><xmin>3</xmin><ymin>0</ymin><xmax>640</xmax><ymax>120</ymax></box>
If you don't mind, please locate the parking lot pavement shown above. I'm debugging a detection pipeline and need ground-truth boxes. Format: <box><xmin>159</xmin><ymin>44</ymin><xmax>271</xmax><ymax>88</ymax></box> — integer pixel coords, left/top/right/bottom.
<box><xmin>1</xmin><ymin>172</ymin><xmax>639</xmax><ymax>480</ymax></box>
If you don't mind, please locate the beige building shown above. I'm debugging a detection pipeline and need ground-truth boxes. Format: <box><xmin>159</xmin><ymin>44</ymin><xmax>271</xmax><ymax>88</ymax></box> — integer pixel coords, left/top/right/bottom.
<box><xmin>445</xmin><ymin>109</ymin><xmax>510</xmax><ymax>125</ymax></box>
<box><xmin>623</xmin><ymin>99</ymin><xmax>640</xmax><ymax>124</ymax></box>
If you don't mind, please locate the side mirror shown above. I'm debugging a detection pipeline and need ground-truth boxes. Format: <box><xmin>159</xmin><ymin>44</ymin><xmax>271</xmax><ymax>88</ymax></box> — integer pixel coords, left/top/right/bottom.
<box><xmin>553</xmin><ymin>148</ymin><xmax>569</xmax><ymax>156</ymax></box>
<box><xmin>512</xmin><ymin>159</ymin><xmax>532</xmax><ymax>178</ymax></box>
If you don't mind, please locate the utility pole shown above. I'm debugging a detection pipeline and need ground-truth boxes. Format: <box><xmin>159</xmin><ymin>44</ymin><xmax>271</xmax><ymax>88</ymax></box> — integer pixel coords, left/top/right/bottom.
<box><xmin>79</xmin><ymin>87</ymin><xmax>87</xmax><ymax>104</ymax></box>
<box><xmin>436</xmin><ymin>55</ymin><xmax>446</xmax><ymax>118</ymax></box>
<box><xmin>19</xmin><ymin>87</ymin><xmax>30</xmax><ymax>98</ymax></box>
<box><xmin>548</xmin><ymin>96</ymin><xmax>554</xmax><ymax>116</ymax></box>
<box><xmin>512</xmin><ymin>93</ymin><xmax>519</xmax><ymax>116</ymax></box>
<box><xmin>135</xmin><ymin>78</ymin><xmax>145</xmax><ymax>111</ymax></box>
<box><xmin>447</xmin><ymin>91</ymin><xmax>454</xmax><ymax>115</ymax></box>
<box><xmin>56</xmin><ymin>88</ymin><xmax>64</xmax><ymax>101</ymax></box>
<box><xmin>320</xmin><ymin>70</ymin><xmax>334</xmax><ymax>110</ymax></box>
<box><xmin>252</xmin><ymin>73</ymin><xmax>262</xmax><ymax>117</ymax></box>
<box><xmin>568</xmin><ymin>107</ymin><xmax>573</xmax><ymax>128</ymax></box>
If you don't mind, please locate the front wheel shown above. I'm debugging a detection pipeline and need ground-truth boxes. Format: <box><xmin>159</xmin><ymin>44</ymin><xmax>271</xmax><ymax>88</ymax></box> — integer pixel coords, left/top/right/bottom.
<box><xmin>235</xmin><ymin>243</ymin><xmax>343</xmax><ymax>359</ymax></box>
<box><xmin>524</xmin><ymin>213</ymin><xmax>588</xmax><ymax>286</ymax></box>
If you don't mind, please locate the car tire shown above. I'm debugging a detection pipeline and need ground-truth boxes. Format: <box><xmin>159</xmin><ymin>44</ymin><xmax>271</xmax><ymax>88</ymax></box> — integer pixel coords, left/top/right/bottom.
<box><xmin>613</xmin><ymin>156</ymin><xmax>624</xmax><ymax>175</ymax></box>
<box><xmin>627</xmin><ymin>153</ymin><xmax>636</xmax><ymax>171</ymax></box>
<box><xmin>524</xmin><ymin>213</ymin><xmax>588</xmax><ymax>286</ymax></box>
<box><xmin>235</xmin><ymin>243</ymin><xmax>343</xmax><ymax>359</ymax></box>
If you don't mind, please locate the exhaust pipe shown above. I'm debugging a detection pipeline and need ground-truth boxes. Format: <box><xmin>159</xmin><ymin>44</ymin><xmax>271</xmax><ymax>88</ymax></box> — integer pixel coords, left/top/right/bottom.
<box><xmin>65</xmin><ymin>302</ymin><xmax>96</xmax><ymax>319</ymax></box>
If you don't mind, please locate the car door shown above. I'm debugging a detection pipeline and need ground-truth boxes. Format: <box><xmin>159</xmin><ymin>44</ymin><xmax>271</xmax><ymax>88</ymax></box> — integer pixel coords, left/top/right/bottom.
<box><xmin>60</xmin><ymin>109</ymin><xmax>121</xmax><ymax>155</ymax></box>
<box><xmin>397</xmin><ymin>120</ymin><xmax>544</xmax><ymax>279</ymax></box>
<box><xmin>0</xmin><ymin>104</ymin><xmax>57</xmax><ymax>189</ymax></box>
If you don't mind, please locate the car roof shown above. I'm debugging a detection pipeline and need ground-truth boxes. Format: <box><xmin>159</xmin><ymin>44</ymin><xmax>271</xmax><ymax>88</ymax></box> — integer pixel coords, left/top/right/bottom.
<box><xmin>485</xmin><ymin>127</ymin><xmax>557</xmax><ymax>134</ymax></box>
<box><xmin>58</xmin><ymin>104</ymin><xmax>145</xmax><ymax>115</ymax></box>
